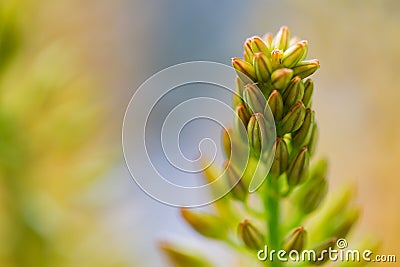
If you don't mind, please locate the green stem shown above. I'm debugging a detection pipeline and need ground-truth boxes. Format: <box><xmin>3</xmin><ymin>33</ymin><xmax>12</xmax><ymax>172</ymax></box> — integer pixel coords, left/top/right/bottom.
<box><xmin>265</xmin><ymin>176</ymin><xmax>282</xmax><ymax>267</ymax></box>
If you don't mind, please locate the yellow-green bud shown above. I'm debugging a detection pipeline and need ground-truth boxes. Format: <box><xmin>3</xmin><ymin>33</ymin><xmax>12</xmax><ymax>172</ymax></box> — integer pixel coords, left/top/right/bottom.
<box><xmin>235</xmin><ymin>104</ymin><xmax>251</xmax><ymax>132</ymax></box>
<box><xmin>289</xmin><ymin>36</ymin><xmax>301</xmax><ymax>47</ymax></box>
<box><xmin>282</xmin><ymin>40</ymin><xmax>308</xmax><ymax>68</ymax></box>
<box><xmin>278</xmin><ymin>101</ymin><xmax>306</xmax><ymax>135</ymax></box>
<box><xmin>159</xmin><ymin>241</ymin><xmax>213</xmax><ymax>267</ymax></box>
<box><xmin>262</xmin><ymin>32</ymin><xmax>273</xmax><ymax>50</ymax></box>
<box><xmin>272</xmin><ymin>26</ymin><xmax>290</xmax><ymax>51</ymax></box>
<box><xmin>222</xmin><ymin>127</ymin><xmax>232</xmax><ymax>159</ymax></box>
<box><xmin>294</xmin><ymin>160</ymin><xmax>328</xmax><ymax>214</ymax></box>
<box><xmin>271</xmin><ymin>68</ymin><xmax>293</xmax><ymax>90</ymax></box>
<box><xmin>238</xmin><ymin>219</ymin><xmax>265</xmax><ymax>250</ymax></box>
<box><xmin>243</xmin><ymin>83</ymin><xmax>266</xmax><ymax>114</ymax></box>
<box><xmin>247</xmin><ymin>113</ymin><xmax>268</xmax><ymax>157</ymax></box>
<box><xmin>331</xmin><ymin>208</ymin><xmax>360</xmax><ymax>238</ymax></box>
<box><xmin>232</xmin><ymin>57</ymin><xmax>257</xmax><ymax>83</ymax></box>
<box><xmin>266</xmin><ymin>89</ymin><xmax>284</xmax><ymax>121</ymax></box>
<box><xmin>287</xmin><ymin>146</ymin><xmax>309</xmax><ymax>187</ymax></box>
<box><xmin>302</xmin><ymin>79</ymin><xmax>314</xmax><ymax>108</ymax></box>
<box><xmin>282</xmin><ymin>76</ymin><xmax>304</xmax><ymax>109</ymax></box>
<box><xmin>180</xmin><ymin>209</ymin><xmax>227</xmax><ymax>239</ymax></box>
<box><xmin>233</xmin><ymin>77</ymin><xmax>245</xmax><ymax>107</ymax></box>
<box><xmin>254</xmin><ymin>52</ymin><xmax>272</xmax><ymax>83</ymax></box>
<box><xmin>224</xmin><ymin>160</ymin><xmax>247</xmax><ymax>201</ymax></box>
<box><xmin>270</xmin><ymin>137</ymin><xmax>289</xmax><ymax>178</ymax></box>
<box><xmin>292</xmin><ymin>108</ymin><xmax>315</xmax><ymax>148</ymax></box>
<box><xmin>251</xmin><ymin>36</ymin><xmax>269</xmax><ymax>55</ymax></box>
<box><xmin>311</xmin><ymin>238</ymin><xmax>338</xmax><ymax>265</ymax></box>
<box><xmin>283</xmin><ymin>226</ymin><xmax>307</xmax><ymax>252</ymax></box>
<box><xmin>271</xmin><ymin>49</ymin><xmax>283</xmax><ymax>68</ymax></box>
<box><xmin>243</xmin><ymin>38</ymin><xmax>254</xmax><ymax>64</ymax></box>
<box><xmin>308</xmin><ymin>122</ymin><xmax>318</xmax><ymax>156</ymax></box>
<box><xmin>292</xmin><ymin>59</ymin><xmax>320</xmax><ymax>79</ymax></box>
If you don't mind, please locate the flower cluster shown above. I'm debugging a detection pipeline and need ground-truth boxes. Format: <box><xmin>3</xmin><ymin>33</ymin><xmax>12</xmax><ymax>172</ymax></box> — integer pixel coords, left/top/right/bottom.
<box><xmin>161</xmin><ymin>26</ymin><xmax>373</xmax><ymax>267</ymax></box>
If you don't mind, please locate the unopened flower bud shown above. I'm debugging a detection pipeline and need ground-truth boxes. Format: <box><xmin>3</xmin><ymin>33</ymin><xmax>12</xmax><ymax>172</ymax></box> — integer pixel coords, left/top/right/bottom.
<box><xmin>243</xmin><ymin>38</ymin><xmax>254</xmax><ymax>64</ymax></box>
<box><xmin>278</xmin><ymin>101</ymin><xmax>306</xmax><ymax>135</ymax></box>
<box><xmin>222</xmin><ymin>127</ymin><xmax>232</xmax><ymax>159</ymax></box>
<box><xmin>243</xmin><ymin>83</ymin><xmax>266</xmax><ymax>114</ymax></box>
<box><xmin>311</xmin><ymin>238</ymin><xmax>338</xmax><ymax>265</ymax></box>
<box><xmin>289</xmin><ymin>36</ymin><xmax>301</xmax><ymax>47</ymax></box>
<box><xmin>251</xmin><ymin>36</ymin><xmax>269</xmax><ymax>55</ymax></box>
<box><xmin>273</xmin><ymin>26</ymin><xmax>290</xmax><ymax>51</ymax></box>
<box><xmin>232</xmin><ymin>57</ymin><xmax>257</xmax><ymax>83</ymax></box>
<box><xmin>282</xmin><ymin>76</ymin><xmax>304</xmax><ymax>109</ymax></box>
<box><xmin>247</xmin><ymin>113</ymin><xmax>268</xmax><ymax>157</ymax></box>
<box><xmin>332</xmin><ymin>208</ymin><xmax>360</xmax><ymax>238</ymax></box>
<box><xmin>271</xmin><ymin>49</ymin><xmax>283</xmax><ymax>68</ymax></box>
<box><xmin>287</xmin><ymin>146</ymin><xmax>309</xmax><ymax>187</ymax></box>
<box><xmin>269</xmin><ymin>137</ymin><xmax>289</xmax><ymax>178</ymax></box>
<box><xmin>271</xmin><ymin>68</ymin><xmax>293</xmax><ymax>90</ymax></box>
<box><xmin>159</xmin><ymin>241</ymin><xmax>213</xmax><ymax>267</ymax></box>
<box><xmin>302</xmin><ymin>79</ymin><xmax>314</xmax><ymax>108</ymax></box>
<box><xmin>294</xmin><ymin>160</ymin><xmax>328</xmax><ymax>214</ymax></box>
<box><xmin>254</xmin><ymin>52</ymin><xmax>272</xmax><ymax>83</ymax></box>
<box><xmin>238</xmin><ymin>219</ymin><xmax>265</xmax><ymax>250</ymax></box>
<box><xmin>283</xmin><ymin>226</ymin><xmax>307</xmax><ymax>252</ymax></box>
<box><xmin>292</xmin><ymin>59</ymin><xmax>320</xmax><ymax>79</ymax></box>
<box><xmin>233</xmin><ymin>77</ymin><xmax>245</xmax><ymax>107</ymax></box>
<box><xmin>308</xmin><ymin>122</ymin><xmax>318</xmax><ymax>156</ymax></box>
<box><xmin>181</xmin><ymin>209</ymin><xmax>227</xmax><ymax>239</ymax></box>
<box><xmin>262</xmin><ymin>32</ymin><xmax>273</xmax><ymax>49</ymax></box>
<box><xmin>266</xmin><ymin>89</ymin><xmax>284</xmax><ymax>121</ymax></box>
<box><xmin>235</xmin><ymin>104</ymin><xmax>251</xmax><ymax>132</ymax></box>
<box><xmin>224</xmin><ymin>160</ymin><xmax>247</xmax><ymax>201</ymax></box>
<box><xmin>282</xmin><ymin>40</ymin><xmax>308</xmax><ymax>68</ymax></box>
<box><xmin>292</xmin><ymin>108</ymin><xmax>315</xmax><ymax>148</ymax></box>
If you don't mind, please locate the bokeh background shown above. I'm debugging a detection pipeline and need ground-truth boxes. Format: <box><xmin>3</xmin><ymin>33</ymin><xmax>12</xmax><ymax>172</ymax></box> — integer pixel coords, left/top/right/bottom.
<box><xmin>0</xmin><ymin>0</ymin><xmax>399</xmax><ymax>266</ymax></box>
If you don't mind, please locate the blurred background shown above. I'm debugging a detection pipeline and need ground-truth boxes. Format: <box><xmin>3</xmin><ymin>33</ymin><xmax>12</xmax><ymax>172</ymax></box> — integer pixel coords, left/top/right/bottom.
<box><xmin>0</xmin><ymin>0</ymin><xmax>399</xmax><ymax>266</ymax></box>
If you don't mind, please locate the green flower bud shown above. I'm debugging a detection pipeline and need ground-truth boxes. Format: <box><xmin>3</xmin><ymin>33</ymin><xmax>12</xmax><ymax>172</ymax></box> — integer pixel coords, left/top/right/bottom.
<box><xmin>308</xmin><ymin>122</ymin><xmax>319</xmax><ymax>156</ymax></box>
<box><xmin>271</xmin><ymin>68</ymin><xmax>293</xmax><ymax>90</ymax></box>
<box><xmin>283</xmin><ymin>226</ymin><xmax>307</xmax><ymax>252</ymax></box>
<box><xmin>292</xmin><ymin>108</ymin><xmax>315</xmax><ymax>148</ymax></box>
<box><xmin>269</xmin><ymin>137</ymin><xmax>289</xmax><ymax>178</ymax></box>
<box><xmin>224</xmin><ymin>160</ymin><xmax>247</xmax><ymax>201</ymax></box>
<box><xmin>282</xmin><ymin>76</ymin><xmax>305</xmax><ymax>109</ymax></box>
<box><xmin>311</xmin><ymin>238</ymin><xmax>338</xmax><ymax>265</ymax></box>
<box><xmin>271</xmin><ymin>49</ymin><xmax>283</xmax><ymax>68</ymax></box>
<box><xmin>232</xmin><ymin>57</ymin><xmax>257</xmax><ymax>83</ymax></box>
<box><xmin>273</xmin><ymin>26</ymin><xmax>290</xmax><ymax>51</ymax></box>
<box><xmin>180</xmin><ymin>209</ymin><xmax>227</xmax><ymax>239</ymax></box>
<box><xmin>159</xmin><ymin>241</ymin><xmax>213</xmax><ymax>267</ymax></box>
<box><xmin>251</xmin><ymin>36</ymin><xmax>270</xmax><ymax>55</ymax></box>
<box><xmin>222</xmin><ymin>127</ymin><xmax>232</xmax><ymax>159</ymax></box>
<box><xmin>262</xmin><ymin>32</ymin><xmax>273</xmax><ymax>50</ymax></box>
<box><xmin>287</xmin><ymin>146</ymin><xmax>309</xmax><ymax>187</ymax></box>
<box><xmin>235</xmin><ymin>104</ymin><xmax>251</xmax><ymax>132</ymax></box>
<box><xmin>233</xmin><ymin>77</ymin><xmax>245</xmax><ymax>107</ymax></box>
<box><xmin>238</xmin><ymin>219</ymin><xmax>265</xmax><ymax>250</ymax></box>
<box><xmin>278</xmin><ymin>101</ymin><xmax>306</xmax><ymax>135</ymax></box>
<box><xmin>254</xmin><ymin>52</ymin><xmax>272</xmax><ymax>83</ymax></box>
<box><xmin>282</xmin><ymin>40</ymin><xmax>308</xmax><ymax>68</ymax></box>
<box><xmin>243</xmin><ymin>83</ymin><xmax>266</xmax><ymax>114</ymax></box>
<box><xmin>243</xmin><ymin>38</ymin><xmax>254</xmax><ymax>64</ymax></box>
<box><xmin>266</xmin><ymin>89</ymin><xmax>284</xmax><ymax>121</ymax></box>
<box><xmin>331</xmin><ymin>208</ymin><xmax>360</xmax><ymax>238</ymax></box>
<box><xmin>294</xmin><ymin>160</ymin><xmax>328</xmax><ymax>214</ymax></box>
<box><xmin>302</xmin><ymin>79</ymin><xmax>314</xmax><ymax>108</ymax></box>
<box><xmin>247</xmin><ymin>113</ymin><xmax>268</xmax><ymax>157</ymax></box>
<box><xmin>292</xmin><ymin>59</ymin><xmax>320</xmax><ymax>79</ymax></box>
